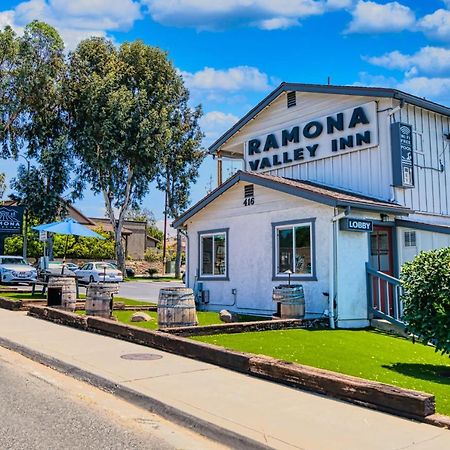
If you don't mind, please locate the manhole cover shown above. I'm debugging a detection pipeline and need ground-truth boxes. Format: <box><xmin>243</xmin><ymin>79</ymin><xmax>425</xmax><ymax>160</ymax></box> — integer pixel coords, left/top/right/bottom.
<box><xmin>120</xmin><ymin>353</ymin><xmax>163</xmax><ymax>361</ymax></box>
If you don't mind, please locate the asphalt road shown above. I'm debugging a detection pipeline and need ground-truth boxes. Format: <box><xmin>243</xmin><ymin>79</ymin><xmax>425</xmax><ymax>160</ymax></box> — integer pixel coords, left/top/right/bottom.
<box><xmin>0</xmin><ymin>347</ymin><xmax>223</xmax><ymax>450</ymax></box>
<box><xmin>118</xmin><ymin>281</ymin><xmax>184</xmax><ymax>302</ymax></box>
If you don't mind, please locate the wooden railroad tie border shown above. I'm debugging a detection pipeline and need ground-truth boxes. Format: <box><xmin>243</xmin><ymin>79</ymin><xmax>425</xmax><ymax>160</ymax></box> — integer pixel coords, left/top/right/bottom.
<box><xmin>27</xmin><ymin>306</ymin><xmax>439</xmax><ymax>424</ymax></box>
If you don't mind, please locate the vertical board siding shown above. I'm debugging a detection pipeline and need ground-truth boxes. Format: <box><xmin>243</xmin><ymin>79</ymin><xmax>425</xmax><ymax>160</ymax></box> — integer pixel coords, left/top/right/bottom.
<box><xmin>221</xmin><ymin>92</ymin><xmax>449</xmax><ymax>215</ymax></box>
<box><xmin>398</xmin><ymin>106</ymin><xmax>450</xmax><ymax>215</ymax></box>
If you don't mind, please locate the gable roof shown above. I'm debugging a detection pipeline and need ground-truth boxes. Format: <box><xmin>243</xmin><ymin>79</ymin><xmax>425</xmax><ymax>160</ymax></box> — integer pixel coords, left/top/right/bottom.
<box><xmin>209</xmin><ymin>82</ymin><xmax>450</xmax><ymax>154</ymax></box>
<box><xmin>172</xmin><ymin>171</ymin><xmax>411</xmax><ymax>228</ymax></box>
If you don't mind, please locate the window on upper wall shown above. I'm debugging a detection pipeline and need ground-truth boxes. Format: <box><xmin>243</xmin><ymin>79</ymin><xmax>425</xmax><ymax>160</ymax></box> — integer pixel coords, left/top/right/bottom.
<box><xmin>404</xmin><ymin>231</ymin><xmax>416</xmax><ymax>247</ymax></box>
<box><xmin>274</xmin><ymin>222</ymin><xmax>314</xmax><ymax>277</ymax></box>
<box><xmin>199</xmin><ymin>231</ymin><xmax>227</xmax><ymax>278</ymax></box>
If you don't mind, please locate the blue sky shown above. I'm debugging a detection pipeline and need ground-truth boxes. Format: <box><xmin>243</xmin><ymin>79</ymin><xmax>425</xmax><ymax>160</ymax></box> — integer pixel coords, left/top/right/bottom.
<box><xmin>1</xmin><ymin>0</ymin><xmax>449</xmax><ymax>225</ymax></box>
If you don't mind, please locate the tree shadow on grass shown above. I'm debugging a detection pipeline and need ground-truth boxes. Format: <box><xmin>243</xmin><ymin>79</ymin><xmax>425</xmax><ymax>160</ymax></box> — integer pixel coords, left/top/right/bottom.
<box><xmin>382</xmin><ymin>363</ymin><xmax>450</xmax><ymax>385</ymax></box>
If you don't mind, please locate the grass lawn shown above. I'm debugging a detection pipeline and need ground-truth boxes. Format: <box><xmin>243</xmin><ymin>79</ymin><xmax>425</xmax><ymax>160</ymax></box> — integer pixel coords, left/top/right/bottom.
<box><xmin>192</xmin><ymin>329</ymin><xmax>450</xmax><ymax>416</ymax></box>
<box><xmin>0</xmin><ymin>291</ymin><xmax>153</xmax><ymax>306</ymax></box>
<box><xmin>77</xmin><ymin>310</ymin><xmax>223</xmax><ymax>330</ymax></box>
<box><xmin>113</xmin><ymin>310</ymin><xmax>223</xmax><ymax>329</ymax></box>
<box><xmin>0</xmin><ymin>292</ymin><xmax>46</xmax><ymax>300</ymax></box>
<box><xmin>124</xmin><ymin>276</ymin><xmax>181</xmax><ymax>282</ymax></box>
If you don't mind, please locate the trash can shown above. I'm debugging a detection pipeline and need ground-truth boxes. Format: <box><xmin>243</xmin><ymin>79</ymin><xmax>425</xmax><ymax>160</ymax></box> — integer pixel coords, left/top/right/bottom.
<box><xmin>165</xmin><ymin>261</ymin><xmax>176</xmax><ymax>274</ymax></box>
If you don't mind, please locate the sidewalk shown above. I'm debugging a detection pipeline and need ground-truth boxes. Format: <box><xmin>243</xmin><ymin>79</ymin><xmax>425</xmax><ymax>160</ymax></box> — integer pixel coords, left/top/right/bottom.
<box><xmin>0</xmin><ymin>309</ymin><xmax>449</xmax><ymax>450</ymax></box>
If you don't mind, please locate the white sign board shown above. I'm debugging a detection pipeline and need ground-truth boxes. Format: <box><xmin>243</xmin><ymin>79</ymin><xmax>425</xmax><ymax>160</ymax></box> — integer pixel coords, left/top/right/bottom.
<box><xmin>245</xmin><ymin>101</ymin><xmax>378</xmax><ymax>172</ymax></box>
<box><xmin>39</xmin><ymin>230</ymin><xmax>48</xmax><ymax>241</ymax></box>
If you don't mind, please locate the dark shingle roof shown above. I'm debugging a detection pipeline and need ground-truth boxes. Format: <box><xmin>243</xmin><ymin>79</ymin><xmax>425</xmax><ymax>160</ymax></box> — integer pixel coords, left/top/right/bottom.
<box><xmin>173</xmin><ymin>171</ymin><xmax>411</xmax><ymax>228</ymax></box>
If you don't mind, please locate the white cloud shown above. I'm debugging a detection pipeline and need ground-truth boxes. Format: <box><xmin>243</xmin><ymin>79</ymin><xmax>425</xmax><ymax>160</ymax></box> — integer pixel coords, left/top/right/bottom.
<box><xmin>365</xmin><ymin>46</ymin><xmax>450</xmax><ymax>75</ymax></box>
<box><xmin>256</xmin><ymin>17</ymin><xmax>299</xmax><ymax>30</ymax></box>
<box><xmin>142</xmin><ymin>0</ymin><xmax>338</xmax><ymax>30</ymax></box>
<box><xmin>397</xmin><ymin>76</ymin><xmax>450</xmax><ymax>102</ymax></box>
<box><xmin>326</xmin><ymin>0</ymin><xmax>353</xmax><ymax>8</ymax></box>
<box><xmin>180</xmin><ymin>66</ymin><xmax>273</xmax><ymax>92</ymax></box>
<box><xmin>200</xmin><ymin>110</ymin><xmax>239</xmax><ymax>145</ymax></box>
<box><xmin>0</xmin><ymin>0</ymin><xmax>142</xmax><ymax>49</ymax></box>
<box><xmin>346</xmin><ymin>1</ymin><xmax>415</xmax><ymax>34</ymax></box>
<box><xmin>355</xmin><ymin>71</ymin><xmax>450</xmax><ymax>106</ymax></box>
<box><xmin>418</xmin><ymin>8</ymin><xmax>450</xmax><ymax>41</ymax></box>
<box><xmin>0</xmin><ymin>10</ymin><xmax>23</xmax><ymax>33</ymax></box>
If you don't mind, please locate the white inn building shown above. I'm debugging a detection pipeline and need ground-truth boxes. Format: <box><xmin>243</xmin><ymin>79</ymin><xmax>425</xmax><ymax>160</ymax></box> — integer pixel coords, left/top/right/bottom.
<box><xmin>173</xmin><ymin>83</ymin><xmax>450</xmax><ymax>328</ymax></box>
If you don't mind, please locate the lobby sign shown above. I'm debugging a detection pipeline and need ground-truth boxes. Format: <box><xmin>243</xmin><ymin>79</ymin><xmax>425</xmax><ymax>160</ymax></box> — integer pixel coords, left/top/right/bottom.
<box><xmin>339</xmin><ymin>217</ymin><xmax>373</xmax><ymax>232</ymax></box>
<box><xmin>246</xmin><ymin>102</ymin><xmax>378</xmax><ymax>172</ymax></box>
<box><xmin>0</xmin><ymin>206</ymin><xmax>24</xmax><ymax>234</ymax></box>
<box><xmin>391</xmin><ymin>122</ymin><xmax>414</xmax><ymax>188</ymax></box>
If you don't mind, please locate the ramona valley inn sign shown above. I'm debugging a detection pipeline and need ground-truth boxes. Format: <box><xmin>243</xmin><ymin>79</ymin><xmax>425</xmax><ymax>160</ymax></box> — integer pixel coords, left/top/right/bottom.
<box><xmin>246</xmin><ymin>102</ymin><xmax>377</xmax><ymax>171</ymax></box>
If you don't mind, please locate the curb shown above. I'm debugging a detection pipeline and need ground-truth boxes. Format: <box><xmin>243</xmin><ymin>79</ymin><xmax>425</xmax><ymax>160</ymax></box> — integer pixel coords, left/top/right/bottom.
<box><xmin>0</xmin><ymin>336</ymin><xmax>270</xmax><ymax>450</ymax></box>
<box><xmin>27</xmin><ymin>306</ymin><xmax>439</xmax><ymax>422</ymax></box>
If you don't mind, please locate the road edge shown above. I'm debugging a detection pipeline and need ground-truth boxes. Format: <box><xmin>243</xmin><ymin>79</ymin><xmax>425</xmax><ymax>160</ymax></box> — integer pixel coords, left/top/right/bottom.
<box><xmin>0</xmin><ymin>336</ymin><xmax>271</xmax><ymax>450</ymax></box>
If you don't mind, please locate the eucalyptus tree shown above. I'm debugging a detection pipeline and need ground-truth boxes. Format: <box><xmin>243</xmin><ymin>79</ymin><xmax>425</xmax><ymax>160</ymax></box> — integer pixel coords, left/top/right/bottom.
<box><xmin>0</xmin><ymin>21</ymin><xmax>71</xmax><ymax>223</ymax></box>
<box><xmin>156</xmin><ymin>97</ymin><xmax>205</xmax><ymax>277</ymax></box>
<box><xmin>66</xmin><ymin>37</ymin><xmax>194</xmax><ymax>272</ymax></box>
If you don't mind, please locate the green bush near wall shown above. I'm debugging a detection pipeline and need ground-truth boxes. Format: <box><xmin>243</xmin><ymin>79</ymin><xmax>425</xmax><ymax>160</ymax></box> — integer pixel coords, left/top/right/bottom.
<box><xmin>401</xmin><ymin>247</ymin><xmax>450</xmax><ymax>355</ymax></box>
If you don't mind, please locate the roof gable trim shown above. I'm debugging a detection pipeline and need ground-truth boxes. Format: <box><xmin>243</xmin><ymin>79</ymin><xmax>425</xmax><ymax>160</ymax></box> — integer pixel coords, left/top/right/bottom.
<box><xmin>209</xmin><ymin>83</ymin><xmax>450</xmax><ymax>154</ymax></box>
<box><xmin>172</xmin><ymin>171</ymin><xmax>408</xmax><ymax>228</ymax></box>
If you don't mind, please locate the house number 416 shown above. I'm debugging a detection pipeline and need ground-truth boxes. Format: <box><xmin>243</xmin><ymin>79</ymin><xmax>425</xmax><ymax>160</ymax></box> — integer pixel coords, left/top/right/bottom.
<box><xmin>243</xmin><ymin>197</ymin><xmax>255</xmax><ymax>206</ymax></box>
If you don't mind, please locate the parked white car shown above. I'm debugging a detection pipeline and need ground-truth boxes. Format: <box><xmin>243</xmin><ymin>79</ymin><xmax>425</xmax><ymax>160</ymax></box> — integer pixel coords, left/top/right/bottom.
<box><xmin>75</xmin><ymin>262</ymin><xmax>123</xmax><ymax>283</ymax></box>
<box><xmin>0</xmin><ymin>255</ymin><xmax>37</xmax><ymax>284</ymax></box>
<box><xmin>38</xmin><ymin>261</ymin><xmax>77</xmax><ymax>280</ymax></box>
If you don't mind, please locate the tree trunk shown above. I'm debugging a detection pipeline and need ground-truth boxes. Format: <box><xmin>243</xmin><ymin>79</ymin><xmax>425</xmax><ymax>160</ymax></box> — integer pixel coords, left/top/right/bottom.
<box><xmin>114</xmin><ymin>225</ymin><xmax>126</xmax><ymax>274</ymax></box>
<box><xmin>175</xmin><ymin>229</ymin><xmax>182</xmax><ymax>279</ymax></box>
<box><xmin>103</xmin><ymin>191</ymin><xmax>126</xmax><ymax>274</ymax></box>
<box><xmin>103</xmin><ymin>167</ymin><xmax>134</xmax><ymax>275</ymax></box>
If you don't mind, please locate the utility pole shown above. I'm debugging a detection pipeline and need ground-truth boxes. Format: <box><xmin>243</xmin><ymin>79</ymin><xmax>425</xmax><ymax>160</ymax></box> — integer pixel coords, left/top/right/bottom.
<box><xmin>162</xmin><ymin>171</ymin><xmax>169</xmax><ymax>275</ymax></box>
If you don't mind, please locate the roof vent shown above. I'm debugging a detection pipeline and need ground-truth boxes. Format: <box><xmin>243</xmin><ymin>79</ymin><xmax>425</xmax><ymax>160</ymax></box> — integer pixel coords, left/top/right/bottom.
<box><xmin>244</xmin><ymin>184</ymin><xmax>254</xmax><ymax>198</ymax></box>
<box><xmin>287</xmin><ymin>91</ymin><xmax>296</xmax><ymax>108</ymax></box>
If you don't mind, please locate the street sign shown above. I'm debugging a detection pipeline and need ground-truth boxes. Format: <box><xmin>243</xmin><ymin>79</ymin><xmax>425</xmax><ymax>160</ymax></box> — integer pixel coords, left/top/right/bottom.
<box><xmin>339</xmin><ymin>218</ymin><xmax>373</xmax><ymax>232</ymax></box>
<box><xmin>0</xmin><ymin>206</ymin><xmax>24</xmax><ymax>234</ymax></box>
<box><xmin>39</xmin><ymin>230</ymin><xmax>48</xmax><ymax>241</ymax></box>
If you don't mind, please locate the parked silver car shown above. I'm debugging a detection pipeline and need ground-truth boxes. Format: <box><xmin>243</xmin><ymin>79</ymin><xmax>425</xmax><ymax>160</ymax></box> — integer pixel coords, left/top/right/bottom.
<box><xmin>0</xmin><ymin>255</ymin><xmax>37</xmax><ymax>284</ymax></box>
<box><xmin>75</xmin><ymin>262</ymin><xmax>123</xmax><ymax>283</ymax></box>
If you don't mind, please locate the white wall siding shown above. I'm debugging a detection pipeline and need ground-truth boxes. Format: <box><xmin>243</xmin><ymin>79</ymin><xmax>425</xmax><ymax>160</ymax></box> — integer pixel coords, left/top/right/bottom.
<box><xmin>186</xmin><ymin>182</ymin><xmax>334</xmax><ymax>316</ymax></box>
<box><xmin>394</xmin><ymin>104</ymin><xmax>450</xmax><ymax>216</ymax></box>
<box><xmin>397</xmin><ymin>227</ymin><xmax>450</xmax><ymax>268</ymax></box>
<box><xmin>220</xmin><ymin>91</ymin><xmax>450</xmax><ymax>219</ymax></box>
<box><xmin>222</xmin><ymin>93</ymin><xmax>396</xmax><ymax>201</ymax></box>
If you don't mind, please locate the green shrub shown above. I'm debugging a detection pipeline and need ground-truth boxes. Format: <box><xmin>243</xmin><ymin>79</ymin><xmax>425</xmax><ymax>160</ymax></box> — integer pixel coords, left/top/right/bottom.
<box><xmin>144</xmin><ymin>248</ymin><xmax>163</xmax><ymax>263</ymax></box>
<box><xmin>148</xmin><ymin>268</ymin><xmax>158</xmax><ymax>278</ymax></box>
<box><xmin>401</xmin><ymin>247</ymin><xmax>450</xmax><ymax>355</ymax></box>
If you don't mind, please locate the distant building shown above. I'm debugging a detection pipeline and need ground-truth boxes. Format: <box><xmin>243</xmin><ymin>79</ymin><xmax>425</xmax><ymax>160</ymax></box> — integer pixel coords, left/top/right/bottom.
<box><xmin>89</xmin><ymin>216</ymin><xmax>158</xmax><ymax>260</ymax></box>
<box><xmin>0</xmin><ymin>200</ymin><xmax>159</xmax><ymax>260</ymax></box>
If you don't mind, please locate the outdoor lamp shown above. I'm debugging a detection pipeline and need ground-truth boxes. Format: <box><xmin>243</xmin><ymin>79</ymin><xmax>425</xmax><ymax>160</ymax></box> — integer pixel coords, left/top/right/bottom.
<box><xmin>284</xmin><ymin>269</ymin><xmax>293</xmax><ymax>287</ymax></box>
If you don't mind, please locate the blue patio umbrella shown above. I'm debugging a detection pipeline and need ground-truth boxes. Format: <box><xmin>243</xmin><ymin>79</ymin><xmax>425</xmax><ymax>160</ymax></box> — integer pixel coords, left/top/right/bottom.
<box><xmin>33</xmin><ymin>219</ymin><xmax>105</xmax><ymax>273</ymax></box>
<box><xmin>33</xmin><ymin>218</ymin><xmax>105</xmax><ymax>239</ymax></box>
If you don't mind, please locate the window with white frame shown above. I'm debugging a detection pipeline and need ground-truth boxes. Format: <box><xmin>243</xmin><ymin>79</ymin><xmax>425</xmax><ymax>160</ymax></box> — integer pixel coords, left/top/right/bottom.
<box><xmin>200</xmin><ymin>231</ymin><xmax>227</xmax><ymax>277</ymax></box>
<box><xmin>404</xmin><ymin>230</ymin><xmax>416</xmax><ymax>247</ymax></box>
<box><xmin>275</xmin><ymin>222</ymin><xmax>313</xmax><ymax>276</ymax></box>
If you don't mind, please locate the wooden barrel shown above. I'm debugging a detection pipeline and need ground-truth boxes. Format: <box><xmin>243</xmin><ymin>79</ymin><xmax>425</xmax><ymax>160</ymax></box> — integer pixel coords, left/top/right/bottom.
<box><xmin>158</xmin><ymin>287</ymin><xmax>198</xmax><ymax>328</ymax></box>
<box><xmin>85</xmin><ymin>283</ymin><xmax>119</xmax><ymax>318</ymax></box>
<box><xmin>47</xmin><ymin>276</ymin><xmax>77</xmax><ymax>312</ymax></box>
<box><xmin>272</xmin><ymin>285</ymin><xmax>305</xmax><ymax>319</ymax></box>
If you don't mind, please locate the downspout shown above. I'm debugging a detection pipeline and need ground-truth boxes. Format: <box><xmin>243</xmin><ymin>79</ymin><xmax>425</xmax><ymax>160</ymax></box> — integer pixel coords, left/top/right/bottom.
<box><xmin>330</xmin><ymin>207</ymin><xmax>350</xmax><ymax>329</ymax></box>
<box><xmin>179</xmin><ymin>227</ymin><xmax>188</xmax><ymax>288</ymax></box>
